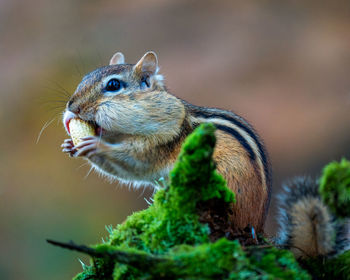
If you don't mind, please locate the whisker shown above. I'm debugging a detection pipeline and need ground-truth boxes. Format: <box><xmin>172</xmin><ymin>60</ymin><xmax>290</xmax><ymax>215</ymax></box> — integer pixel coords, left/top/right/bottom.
<box><xmin>144</xmin><ymin>197</ymin><xmax>152</xmax><ymax>206</ymax></box>
<box><xmin>57</xmin><ymin>115</ymin><xmax>64</xmax><ymax>125</ymax></box>
<box><xmin>42</xmin><ymin>85</ymin><xmax>71</xmax><ymax>98</ymax></box>
<box><xmin>137</xmin><ymin>185</ymin><xmax>147</xmax><ymax>199</ymax></box>
<box><xmin>44</xmin><ymin>79</ymin><xmax>72</xmax><ymax>98</ymax></box>
<box><xmin>84</xmin><ymin>166</ymin><xmax>94</xmax><ymax>180</ymax></box>
<box><xmin>38</xmin><ymin>100</ymin><xmax>67</xmax><ymax>106</ymax></box>
<box><xmin>40</xmin><ymin>104</ymin><xmax>66</xmax><ymax>109</ymax></box>
<box><xmin>77</xmin><ymin>162</ymin><xmax>89</xmax><ymax>170</ymax></box>
<box><xmin>43</xmin><ymin>100</ymin><xmax>67</xmax><ymax>103</ymax></box>
<box><xmin>36</xmin><ymin>117</ymin><xmax>57</xmax><ymax>144</ymax></box>
<box><xmin>99</xmin><ymin>128</ymin><xmax>103</xmax><ymax>141</ymax></box>
<box><xmin>40</xmin><ymin>106</ymin><xmax>66</xmax><ymax>115</ymax></box>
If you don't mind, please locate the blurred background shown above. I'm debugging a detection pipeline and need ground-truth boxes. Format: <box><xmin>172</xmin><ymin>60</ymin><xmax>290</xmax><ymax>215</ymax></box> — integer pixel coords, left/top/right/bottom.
<box><xmin>1</xmin><ymin>0</ymin><xmax>350</xmax><ymax>279</ymax></box>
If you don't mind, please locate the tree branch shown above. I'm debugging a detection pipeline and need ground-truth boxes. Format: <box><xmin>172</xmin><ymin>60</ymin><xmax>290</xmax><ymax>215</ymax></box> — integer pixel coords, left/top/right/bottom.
<box><xmin>46</xmin><ymin>239</ymin><xmax>167</xmax><ymax>269</ymax></box>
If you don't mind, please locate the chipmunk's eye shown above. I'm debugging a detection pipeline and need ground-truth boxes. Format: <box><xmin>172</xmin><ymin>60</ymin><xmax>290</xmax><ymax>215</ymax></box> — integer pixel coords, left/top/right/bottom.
<box><xmin>105</xmin><ymin>78</ymin><xmax>121</xmax><ymax>92</ymax></box>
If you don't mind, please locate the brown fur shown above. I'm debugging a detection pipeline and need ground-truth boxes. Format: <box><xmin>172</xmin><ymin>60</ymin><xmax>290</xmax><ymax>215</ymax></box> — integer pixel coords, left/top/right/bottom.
<box><xmin>289</xmin><ymin>197</ymin><xmax>334</xmax><ymax>258</ymax></box>
<box><xmin>213</xmin><ymin>130</ymin><xmax>268</xmax><ymax>232</ymax></box>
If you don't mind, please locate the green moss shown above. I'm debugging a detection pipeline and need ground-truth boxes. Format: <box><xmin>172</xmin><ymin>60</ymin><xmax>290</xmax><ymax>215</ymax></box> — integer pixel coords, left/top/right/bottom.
<box><xmin>319</xmin><ymin>158</ymin><xmax>350</xmax><ymax>218</ymax></box>
<box><xmin>73</xmin><ymin>256</ymin><xmax>114</xmax><ymax>280</ymax></box>
<box><xmin>169</xmin><ymin>122</ymin><xmax>234</xmax><ymax>204</ymax></box>
<box><xmin>302</xmin><ymin>250</ymin><xmax>350</xmax><ymax>280</ymax></box>
<box><xmin>67</xmin><ymin>123</ymin><xmax>310</xmax><ymax>279</ymax></box>
<box><xmin>162</xmin><ymin>239</ymin><xmax>309</xmax><ymax>279</ymax></box>
<box><xmin>74</xmin><ymin>267</ymin><xmax>94</xmax><ymax>280</ymax></box>
<box><xmin>249</xmin><ymin>247</ymin><xmax>311</xmax><ymax>280</ymax></box>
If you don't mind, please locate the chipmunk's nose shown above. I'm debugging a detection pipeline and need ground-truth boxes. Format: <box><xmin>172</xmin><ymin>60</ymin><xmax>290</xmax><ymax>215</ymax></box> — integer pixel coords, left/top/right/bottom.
<box><xmin>67</xmin><ymin>99</ymin><xmax>80</xmax><ymax>114</ymax></box>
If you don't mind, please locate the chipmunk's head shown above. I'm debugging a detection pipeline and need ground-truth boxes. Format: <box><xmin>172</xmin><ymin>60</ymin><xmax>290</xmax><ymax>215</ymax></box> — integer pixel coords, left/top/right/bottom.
<box><xmin>63</xmin><ymin>51</ymin><xmax>185</xmax><ymax>142</ymax></box>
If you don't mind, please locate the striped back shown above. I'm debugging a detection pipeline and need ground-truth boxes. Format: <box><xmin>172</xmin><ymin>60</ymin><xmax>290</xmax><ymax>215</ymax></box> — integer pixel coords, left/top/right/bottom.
<box><xmin>186</xmin><ymin>103</ymin><xmax>272</xmax><ymax>207</ymax></box>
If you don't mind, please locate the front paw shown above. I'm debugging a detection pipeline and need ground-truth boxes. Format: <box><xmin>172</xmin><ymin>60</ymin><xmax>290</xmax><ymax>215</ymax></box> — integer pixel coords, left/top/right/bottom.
<box><xmin>61</xmin><ymin>139</ymin><xmax>75</xmax><ymax>157</ymax></box>
<box><xmin>71</xmin><ymin>136</ymin><xmax>110</xmax><ymax>158</ymax></box>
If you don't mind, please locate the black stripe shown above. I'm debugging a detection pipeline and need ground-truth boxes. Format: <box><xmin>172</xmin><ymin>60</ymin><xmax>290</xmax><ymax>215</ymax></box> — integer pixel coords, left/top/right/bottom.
<box><xmin>194</xmin><ymin>111</ymin><xmax>270</xmax><ymax>183</ymax></box>
<box><xmin>215</xmin><ymin>124</ymin><xmax>256</xmax><ymax>161</ymax></box>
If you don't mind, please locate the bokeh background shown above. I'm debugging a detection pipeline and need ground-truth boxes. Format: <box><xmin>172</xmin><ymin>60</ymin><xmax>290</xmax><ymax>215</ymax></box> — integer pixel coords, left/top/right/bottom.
<box><xmin>1</xmin><ymin>1</ymin><xmax>350</xmax><ymax>279</ymax></box>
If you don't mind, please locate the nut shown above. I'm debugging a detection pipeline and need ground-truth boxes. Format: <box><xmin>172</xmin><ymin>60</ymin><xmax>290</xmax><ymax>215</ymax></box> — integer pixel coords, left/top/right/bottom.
<box><xmin>69</xmin><ymin>118</ymin><xmax>96</xmax><ymax>146</ymax></box>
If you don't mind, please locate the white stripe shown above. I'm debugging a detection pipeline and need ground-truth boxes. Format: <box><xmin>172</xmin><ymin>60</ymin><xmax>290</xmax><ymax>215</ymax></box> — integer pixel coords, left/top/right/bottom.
<box><xmin>191</xmin><ymin>116</ymin><xmax>266</xmax><ymax>191</ymax></box>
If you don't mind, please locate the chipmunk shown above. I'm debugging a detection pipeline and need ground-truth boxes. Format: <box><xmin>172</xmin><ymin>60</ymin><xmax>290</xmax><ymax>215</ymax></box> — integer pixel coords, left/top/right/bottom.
<box><xmin>61</xmin><ymin>51</ymin><xmax>272</xmax><ymax>233</ymax></box>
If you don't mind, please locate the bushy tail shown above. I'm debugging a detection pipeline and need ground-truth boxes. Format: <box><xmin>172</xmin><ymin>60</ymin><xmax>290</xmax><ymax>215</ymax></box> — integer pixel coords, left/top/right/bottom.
<box><xmin>275</xmin><ymin>176</ymin><xmax>349</xmax><ymax>259</ymax></box>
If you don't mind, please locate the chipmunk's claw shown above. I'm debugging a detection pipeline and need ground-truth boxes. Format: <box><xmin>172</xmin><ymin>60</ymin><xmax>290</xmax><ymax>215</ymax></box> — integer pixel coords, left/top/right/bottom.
<box><xmin>62</xmin><ymin>137</ymin><xmax>110</xmax><ymax>158</ymax></box>
<box><xmin>74</xmin><ymin>143</ymin><xmax>98</xmax><ymax>158</ymax></box>
<box><xmin>72</xmin><ymin>136</ymin><xmax>108</xmax><ymax>158</ymax></box>
<box><xmin>61</xmin><ymin>139</ymin><xmax>75</xmax><ymax>157</ymax></box>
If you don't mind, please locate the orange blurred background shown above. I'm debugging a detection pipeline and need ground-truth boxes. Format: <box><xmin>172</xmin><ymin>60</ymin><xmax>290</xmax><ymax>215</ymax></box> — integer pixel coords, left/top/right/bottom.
<box><xmin>1</xmin><ymin>1</ymin><xmax>350</xmax><ymax>279</ymax></box>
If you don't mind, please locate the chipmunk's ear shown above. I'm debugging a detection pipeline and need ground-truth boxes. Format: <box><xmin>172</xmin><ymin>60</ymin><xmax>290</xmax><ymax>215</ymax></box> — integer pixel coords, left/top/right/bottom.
<box><xmin>109</xmin><ymin>52</ymin><xmax>125</xmax><ymax>65</ymax></box>
<box><xmin>134</xmin><ymin>51</ymin><xmax>158</xmax><ymax>76</ymax></box>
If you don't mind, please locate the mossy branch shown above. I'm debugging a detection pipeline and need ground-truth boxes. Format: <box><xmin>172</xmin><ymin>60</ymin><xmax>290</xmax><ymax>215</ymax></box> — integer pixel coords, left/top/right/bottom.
<box><xmin>47</xmin><ymin>239</ymin><xmax>167</xmax><ymax>269</ymax></box>
<box><xmin>48</xmin><ymin>238</ymin><xmax>310</xmax><ymax>279</ymax></box>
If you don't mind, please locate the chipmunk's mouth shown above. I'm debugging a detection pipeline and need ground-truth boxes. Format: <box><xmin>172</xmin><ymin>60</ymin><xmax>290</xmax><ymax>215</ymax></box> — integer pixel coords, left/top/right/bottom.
<box><xmin>63</xmin><ymin>111</ymin><xmax>104</xmax><ymax>136</ymax></box>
